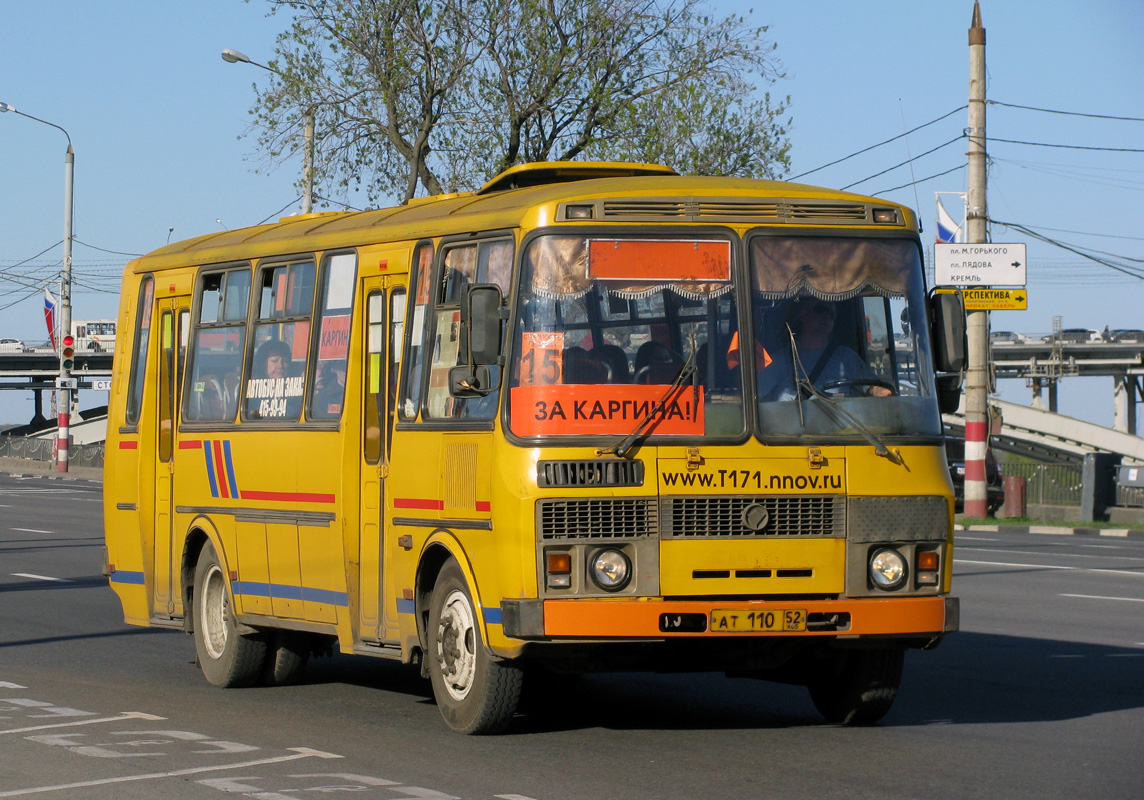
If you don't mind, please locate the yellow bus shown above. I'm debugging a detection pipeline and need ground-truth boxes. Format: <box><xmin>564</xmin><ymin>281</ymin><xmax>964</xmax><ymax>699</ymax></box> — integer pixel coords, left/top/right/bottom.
<box><xmin>103</xmin><ymin>161</ymin><xmax>965</xmax><ymax>734</ymax></box>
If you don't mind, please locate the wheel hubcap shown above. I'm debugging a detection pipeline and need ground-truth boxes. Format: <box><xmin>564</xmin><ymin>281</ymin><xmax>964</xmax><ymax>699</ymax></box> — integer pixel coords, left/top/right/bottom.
<box><xmin>436</xmin><ymin>589</ymin><xmax>476</xmax><ymax>701</ymax></box>
<box><xmin>200</xmin><ymin>564</ymin><xmax>230</xmax><ymax>660</ymax></box>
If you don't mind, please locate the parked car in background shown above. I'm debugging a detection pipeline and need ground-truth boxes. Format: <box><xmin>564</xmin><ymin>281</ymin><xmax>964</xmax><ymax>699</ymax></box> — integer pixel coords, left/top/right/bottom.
<box><xmin>945</xmin><ymin>437</ymin><xmax>1004</xmax><ymax>515</ymax></box>
<box><xmin>1057</xmin><ymin>328</ymin><xmax>1102</xmax><ymax>343</ymax></box>
<box><xmin>0</xmin><ymin>338</ymin><xmax>26</xmax><ymax>352</ymax></box>
<box><xmin>1111</xmin><ymin>329</ymin><xmax>1144</xmax><ymax>343</ymax></box>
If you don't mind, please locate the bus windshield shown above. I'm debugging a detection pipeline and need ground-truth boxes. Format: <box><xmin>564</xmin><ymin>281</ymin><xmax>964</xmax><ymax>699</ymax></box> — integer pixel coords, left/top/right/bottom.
<box><xmin>749</xmin><ymin>235</ymin><xmax>941</xmax><ymax>440</ymax></box>
<box><xmin>509</xmin><ymin>234</ymin><xmax>745</xmax><ymax>440</ymax></box>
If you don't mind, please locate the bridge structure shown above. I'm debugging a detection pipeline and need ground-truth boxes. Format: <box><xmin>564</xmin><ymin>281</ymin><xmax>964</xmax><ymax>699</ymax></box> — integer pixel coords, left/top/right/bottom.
<box><xmin>990</xmin><ymin>338</ymin><xmax>1144</xmax><ymax>434</ymax></box>
<box><xmin>0</xmin><ymin>350</ymin><xmax>113</xmax><ymax>425</ymax></box>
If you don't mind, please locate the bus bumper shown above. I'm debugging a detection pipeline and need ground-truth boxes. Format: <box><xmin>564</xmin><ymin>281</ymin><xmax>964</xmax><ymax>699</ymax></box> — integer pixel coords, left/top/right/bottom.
<box><xmin>501</xmin><ymin>595</ymin><xmax>958</xmax><ymax>640</ymax></box>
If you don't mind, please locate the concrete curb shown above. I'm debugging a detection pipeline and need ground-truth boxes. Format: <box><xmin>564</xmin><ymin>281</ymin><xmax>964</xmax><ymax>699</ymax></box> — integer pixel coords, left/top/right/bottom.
<box><xmin>0</xmin><ymin>457</ymin><xmax>102</xmax><ymax>483</ymax></box>
<box><xmin>956</xmin><ymin>523</ymin><xmax>1144</xmax><ymax>539</ymax></box>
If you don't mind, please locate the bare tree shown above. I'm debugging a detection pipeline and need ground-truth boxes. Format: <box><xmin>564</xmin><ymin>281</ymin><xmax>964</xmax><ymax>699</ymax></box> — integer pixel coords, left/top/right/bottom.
<box><xmin>248</xmin><ymin>0</ymin><xmax>789</xmax><ymax>204</ymax></box>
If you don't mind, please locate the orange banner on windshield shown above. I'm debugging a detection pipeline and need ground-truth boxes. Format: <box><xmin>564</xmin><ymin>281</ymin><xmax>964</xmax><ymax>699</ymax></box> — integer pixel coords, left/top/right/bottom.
<box><xmin>588</xmin><ymin>240</ymin><xmax>731</xmax><ymax>282</ymax></box>
<box><xmin>511</xmin><ymin>383</ymin><xmax>704</xmax><ymax>437</ymax></box>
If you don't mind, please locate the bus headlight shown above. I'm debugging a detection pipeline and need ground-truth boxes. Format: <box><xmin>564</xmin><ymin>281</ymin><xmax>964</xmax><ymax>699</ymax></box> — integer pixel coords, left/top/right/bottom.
<box><xmin>869</xmin><ymin>548</ymin><xmax>907</xmax><ymax>590</ymax></box>
<box><xmin>589</xmin><ymin>548</ymin><xmax>632</xmax><ymax>592</ymax></box>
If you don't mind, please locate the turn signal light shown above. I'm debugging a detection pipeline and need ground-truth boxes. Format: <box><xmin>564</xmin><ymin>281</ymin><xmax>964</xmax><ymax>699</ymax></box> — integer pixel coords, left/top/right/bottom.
<box><xmin>916</xmin><ymin>551</ymin><xmax>940</xmax><ymax>571</ymax></box>
<box><xmin>546</xmin><ymin>552</ymin><xmax>572</xmax><ymax>589</ymax></box>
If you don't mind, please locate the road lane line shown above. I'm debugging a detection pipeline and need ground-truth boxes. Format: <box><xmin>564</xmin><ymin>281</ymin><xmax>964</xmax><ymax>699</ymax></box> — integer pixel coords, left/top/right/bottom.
<box><xmin>957</xmin><ymin>546</ymin><xmax>1144</xmax><ymax>563</ymax></box>
<box><xmin>0</xmin><ymin>712</ymin><xmax>165</xmax><ymax>735</ymax></box>
<box><xmin>0</xmin><ymin>747</ymin><xmax>342</xmax><ymax>797</ymax></box>
<box><xmin>9</xmin><ymin>528</ymin><xmax>54</xmax><ymax>534</ymax></box>
<box><xmin>10</xmin><ymin>574</ymin><xmax>73</xmax><ymax>583</ymax></box>
<box><xmin>1060</xmin><ymin>593</ymin><xmax>1144</xmax><ymax>603</ymax></box>
<box><xmin>954</xmin><ymin>558</ymin><xmax>1144</xmax><ymax>577</ymax></box>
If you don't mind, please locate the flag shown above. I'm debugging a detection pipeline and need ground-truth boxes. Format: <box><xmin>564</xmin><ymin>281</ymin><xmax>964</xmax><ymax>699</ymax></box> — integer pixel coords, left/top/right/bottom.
<box><xmin>936</xmin><ymin>198</ymin><xmax>963</xmax><ymax>244</ymax></box>
<box><xmin>43</xmin><ymin>287</ymin><xmax>58</xmax><ymax>349</ymax></box>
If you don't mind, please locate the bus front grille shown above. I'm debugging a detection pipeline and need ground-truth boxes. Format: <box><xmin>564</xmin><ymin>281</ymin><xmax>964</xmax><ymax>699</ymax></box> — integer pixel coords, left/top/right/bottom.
<box><xmin>537</xmin><ymin>498</ymin><xmax>657</xmax><ymax>540</ymax></box>
<box><xmin>660</xmin><ymin>495</ymin><xmax>845</xmax><ymax>538</ymax></box>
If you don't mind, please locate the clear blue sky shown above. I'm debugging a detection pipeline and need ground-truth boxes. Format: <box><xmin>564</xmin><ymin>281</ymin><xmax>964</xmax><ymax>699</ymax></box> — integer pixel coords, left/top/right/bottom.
<box><xmin>2</xmin><ymin>1</ymin><xmax>1141</xmax><ymax>426</ymax></box>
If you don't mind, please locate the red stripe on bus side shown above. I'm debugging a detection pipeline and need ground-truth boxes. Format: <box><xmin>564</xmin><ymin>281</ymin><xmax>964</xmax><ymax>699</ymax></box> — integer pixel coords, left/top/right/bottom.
<box><xmin>476</xmin><ymin>501</ymin><xmax>491</xmax><ymax>512</ymax></box>
<box><xmin>118</xmin><ymin>441</ymin><xmax>138</xmax><ymax>449</ymax></box>
<box><xmin>394</xmin><ymin>498</ymin><xmax>445</xmax><ymax>510</ymax></box>
<box><xmin>212</xmin><ymin>441</ymin><xmax>230</xmax><ymax>499</ymax></box>
<box><xmin>178</xmin><ymin>440</ymin><xmax>202</xmax><ymax>449</ymax></box>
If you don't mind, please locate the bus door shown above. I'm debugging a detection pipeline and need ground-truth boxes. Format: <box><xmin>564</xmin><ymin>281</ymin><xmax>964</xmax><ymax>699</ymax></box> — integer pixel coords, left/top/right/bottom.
<box><xmin>358</xmin><ymin>279</ymin><xmax>403</xmax><ymax>641</ymax></box>
<box><xmin>153</xmin><ymin>298</ymin><xmax>190</xmax><ymax>616</ymax></box>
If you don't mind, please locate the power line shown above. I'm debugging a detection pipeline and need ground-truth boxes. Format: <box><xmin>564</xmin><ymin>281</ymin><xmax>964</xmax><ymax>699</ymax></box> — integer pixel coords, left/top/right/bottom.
<box><xmin>992</xmin><ymin>219</ymin><xmax>1144</xmax><ymax>280</ymax></box>
<box><xmin>788</xmin><ymin>105</ymin><xmax>967</xmax><ymax>181</ymax></box>
<box><xmin>841</xmin><ymin>135</ymin><xmax>964</xmax><ymax>190</ymax></box>
<box><xmin>73</xmin><ymin>239</ymin><xmax>143</xmax><ymax>257</ymax></box>
<box><xmin>989</xmin><ymin>99</ymin><xmax>1144</xmax><ymax>123</ymax></box>
<box><xmin>873</xmin><ymin>163</ymin><xmax>965</xmax><ymax>195</ymax></box>
<box><xmin>988</xmin><ymin>136</ymin><xmax>1144</xmax><ymax>154</ymax></box>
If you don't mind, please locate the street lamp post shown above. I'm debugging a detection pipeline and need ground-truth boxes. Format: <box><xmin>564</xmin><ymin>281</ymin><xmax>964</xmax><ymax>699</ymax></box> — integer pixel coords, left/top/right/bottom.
<box><xmin>1</xmin><ymin>101</ymin><xmax>75</xmax><ymax>473</ymax></box>
<box><xmin>222</xmin><ymin>48</ymin><xmax>315</xmax><ymax>214</ymax></box>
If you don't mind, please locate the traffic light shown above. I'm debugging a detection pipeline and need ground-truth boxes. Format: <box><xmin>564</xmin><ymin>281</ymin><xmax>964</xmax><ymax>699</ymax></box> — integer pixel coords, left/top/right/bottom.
<box><xmin>61</xmin><ymin>334</ymin><xmax>75</xmax><ymax>372</ymax></box>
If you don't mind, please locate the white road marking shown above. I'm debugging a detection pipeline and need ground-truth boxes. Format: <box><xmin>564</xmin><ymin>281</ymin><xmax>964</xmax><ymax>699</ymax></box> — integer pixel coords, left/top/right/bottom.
<box><xmin>9</xmin><ymin>529</ymin><xmax>54</xmax><ymax>534</ymax></box>
<box><xmin>497</xmin><ymin>795</ymin><xmax>543</xmax><ymax>800</ymax></box>
<box><xmin>11</xmin><ymin>574</ymin><xmax>73</xmax><ymax>583</ymax></box>
<box><xmin>0</xmin><ymin>682</ymin><xmax>28</xmax><ymax>689</ymax></box>
<box><xmin>0</xmin><ymin>747</ymin><xmax>341</xmax><ymax>798</ymax></box>
<box><xmin>957</xmin><ymin>546</ymin><xmax>1144</xmax><ymax>563</ymax></box>
<box><xmin>955</xmin><ymin>535</ymin><xmax>1000</xmax><ymax>542</ymax></box>
<box><xmin>954</xmin><ymin>558</ymin><xmax>1144</xmax><ymax>578</ymax></box>
<box><xmin>0</xmin><ymin>712</ymin><xmax>164</xmax><ymax>735</ymax></box>
<box><xmin>1060</xmin><ymin>593</ymin><xmax>1144</xmax><ymax>603</ymax></box>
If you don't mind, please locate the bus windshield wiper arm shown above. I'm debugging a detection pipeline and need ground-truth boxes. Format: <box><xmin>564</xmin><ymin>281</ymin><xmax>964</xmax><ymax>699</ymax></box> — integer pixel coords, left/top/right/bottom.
<box><xmin>598</xmin><ymin>346</ymin><xmax>698</xmax><ymax>459</ymax></box>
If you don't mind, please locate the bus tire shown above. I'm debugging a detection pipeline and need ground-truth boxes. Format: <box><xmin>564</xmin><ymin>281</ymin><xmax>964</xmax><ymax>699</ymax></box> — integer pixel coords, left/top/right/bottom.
<box><xmin>192</xmin><ymin>542</ymin><xmax>266</xmax><ymax>688</ymax></box>
<box><xmin>262</xmin><ymin>630</ymin><xmax>310</xmax><ymax>686</ymax></box>
<box><xmin>427</xmin><ymin>560</ymin><xmax>522</xmax><ymax>734</ymax></box>
<box><xmin>807</xmin><ymin>647</ymin><xmax>904</xmax><ymax>725</ymax></box>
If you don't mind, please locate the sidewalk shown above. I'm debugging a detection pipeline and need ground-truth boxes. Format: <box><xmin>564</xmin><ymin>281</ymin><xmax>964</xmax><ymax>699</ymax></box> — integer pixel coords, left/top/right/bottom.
<box><xmin>956</xmin><ymin>519</ymin><xmax>1144</xmax><ymax>539</ymax></box>
<box><xmin>0</xmin><ymin>457</ymin><xmax>103</xmax><ymax>483</ymax></box>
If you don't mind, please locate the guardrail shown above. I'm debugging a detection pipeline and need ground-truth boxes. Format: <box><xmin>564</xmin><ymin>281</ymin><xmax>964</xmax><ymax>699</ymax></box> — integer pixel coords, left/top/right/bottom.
<box><xmin>0</xmin><ymin>435</ymin><xmax>105</xmax><ymax>468</ymax></box>
<box><xmin>1001</xmin><ymin>462</ymin><xmax>1084</xmax><ymax>506</ymax></box>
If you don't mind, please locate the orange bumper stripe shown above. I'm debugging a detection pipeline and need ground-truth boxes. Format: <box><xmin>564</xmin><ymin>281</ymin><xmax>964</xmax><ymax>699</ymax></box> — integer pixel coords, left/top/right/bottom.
<box><xmin>543</xmin><ymin>596</ymin><xmax>949</xmax><ymax>637</ymax></box>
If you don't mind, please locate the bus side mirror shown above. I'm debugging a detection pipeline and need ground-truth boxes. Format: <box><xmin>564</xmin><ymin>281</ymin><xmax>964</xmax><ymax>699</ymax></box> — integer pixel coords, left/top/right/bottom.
<box><xmin>930</xmin><ymin>291</ymin><xmax>966</xmax><ymax>373</ymax></box>
<box><xmin>930</xmin><ymin>291</ymin><xmax>966</xmax><ymax>413</ymax></box>
<box><xmin>462</xmin><ymin>283</ymin><xmax>504</xmax><ymax>366</ymax></box>
<box><xmin>451</xmin><ymin>283</ymin><xmax>504</xmax><ymax>397</ymax></box>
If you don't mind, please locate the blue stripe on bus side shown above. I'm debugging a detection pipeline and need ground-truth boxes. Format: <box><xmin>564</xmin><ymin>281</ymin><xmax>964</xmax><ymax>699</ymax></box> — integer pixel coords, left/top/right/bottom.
<box><xmin>223</xmin><ymin>440</ymin><xmax>240</xmax><ymax>499</ymax></box>
<box><xmin>110</xmin><ymin>571</ymin><xmax>146</xmax><ymax>585</ymax></box>
<box><xmin>232</xmin><ymin>581</ymin><xmax>348</xmax><ymax>607</ymax></box>
<box><xmin>203</xmin><ymin>439</ymin><xmax>219</xmax><ymax>498</ymax></box>
<box><xmin>392</xmin><ymin>599</ymin><xmax>502</xmax><ymax>626</ymax></box>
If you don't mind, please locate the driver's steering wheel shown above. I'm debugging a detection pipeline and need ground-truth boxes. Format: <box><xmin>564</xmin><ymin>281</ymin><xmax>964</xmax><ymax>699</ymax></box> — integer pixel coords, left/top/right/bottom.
<box><xmin>818</xmin><ymin>378</ymin><xmax>897</xmax><ymax>397</ymax></box>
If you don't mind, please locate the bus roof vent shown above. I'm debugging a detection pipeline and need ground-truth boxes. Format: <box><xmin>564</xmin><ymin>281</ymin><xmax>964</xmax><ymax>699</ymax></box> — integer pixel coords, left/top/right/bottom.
<box><xmin>478</xmin><ymin>161</ymin><xmax>677</xmax><ymax>194</ymax></box>
<box><xmin>537</xmin><ymin>459</ymin><xmax>645</xmax><ymax>488</ymax></box>
<box><xmin>594</xmin><ymin>198</ymin><xmax>873</xmax><ymax>224</ymax></box>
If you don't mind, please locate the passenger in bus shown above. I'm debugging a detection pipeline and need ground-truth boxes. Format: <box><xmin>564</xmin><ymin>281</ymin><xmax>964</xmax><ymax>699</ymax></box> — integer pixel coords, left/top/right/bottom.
<box><xmin>634</xmin><ymin>341</ymin><xmax>682</xmax><ymax>384</ymax></box>
<box><xmin>563</xmin><ymin>346</ymin><xmax>609</xmax><ymax>384</ymax></box>
<box><xmin>593</xmin><ymin>343</ymin><xmax>631</xmax><ymax>383</ymax></box>
<box><xmin>249</xmin><ymin>338</ymin><xmax>303</xmax><ymax>419</ymax></box>
<box><xmin>313</xmin><ymin>361</ymin><xmax>346</xmax><ymax>417</ymax></box>
<box><xmin>758</xmin><ymin>296</ymin><xmax>892</xmax><ymax>401</ymax></box>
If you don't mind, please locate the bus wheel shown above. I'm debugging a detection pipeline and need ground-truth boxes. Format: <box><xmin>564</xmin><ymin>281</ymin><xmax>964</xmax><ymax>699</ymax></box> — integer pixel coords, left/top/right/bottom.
<box><xmin>193</xmin><ymin>542</ymin><xmax>267</xmax><ymax>688</ymax></box>
<box><xmin>807</xmin><ymin>648</ymin><xmax>904</xmax><ymax>725</ymax></box>
<box><xmin>427</xmin><ymin>560</ymin><xmax>522</xmax><ymax>734</ymax></box>
<box><xmin>262</xmin><ymin>630</ymin><xmax>310</xmax><ymax>686</ymax></box>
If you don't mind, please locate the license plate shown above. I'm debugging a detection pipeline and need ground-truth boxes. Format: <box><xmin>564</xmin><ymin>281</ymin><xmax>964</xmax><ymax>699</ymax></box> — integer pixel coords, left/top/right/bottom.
<box><xmin>710</xmin><ymin>609</ymin><xmax>807</xmax><ymax>633</ymax></box>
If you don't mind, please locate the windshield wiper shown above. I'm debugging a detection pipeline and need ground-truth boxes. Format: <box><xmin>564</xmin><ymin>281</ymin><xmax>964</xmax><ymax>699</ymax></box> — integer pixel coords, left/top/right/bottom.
<box><xmin>785</xmin><ymin>326</ymin><xmax>906</xmax><ymax>468</ymax></box>
<box><xmin>598</xmin><ymin>338</ymin><xmax>698</xmax><ymax>459</ymax></box>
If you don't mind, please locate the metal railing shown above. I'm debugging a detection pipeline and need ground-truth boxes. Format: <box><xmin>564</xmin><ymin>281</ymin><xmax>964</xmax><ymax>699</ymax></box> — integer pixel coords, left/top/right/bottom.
<box><xmin>0</xmin><ymin>435</ymin><xmax>105</xmax><ymax>469</ymax></box>
<box><xmin>1000</xmin><ymin>462</ymin><xmax>1083</xmax><ymax>506</ymax></box>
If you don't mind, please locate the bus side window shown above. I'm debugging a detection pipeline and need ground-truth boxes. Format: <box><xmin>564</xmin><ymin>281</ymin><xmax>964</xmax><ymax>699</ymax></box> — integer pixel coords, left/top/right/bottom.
<box><xmin>245</xmin><ymin>259</ymin><xmax>315</xmax><ymax>422</ymax></box>
<box><xmin>425</xmin><ymin>239</ymin><xmax>513</xmax><ymax>420</ymax></box>
<box><xmin>310</xmin><ymin>251</ymin><xmax>357</xmax><ymax>420</ymax></box>
<box><xmin>185</xmin><ymin>268</ymin><xmax>250</xmax><ymax>423</ymax></box>
<box><xmin>399</xmin><ymin>244</ymin><xmax>433</xmax><ymax>420</ymax></box>
<box><xmin>125</xmin><ymin>275</ymin><xmax>155</xmax><ymax>427</ymax></box>
<box><xmin>364</xmin><ymin>291</ymin><xmax>385</xmax><ymax>464</ymax></box>
<box><xmin>388</xmin><ymin>288</ymin><xmax>405</xmax><ymax>459</ymax></box>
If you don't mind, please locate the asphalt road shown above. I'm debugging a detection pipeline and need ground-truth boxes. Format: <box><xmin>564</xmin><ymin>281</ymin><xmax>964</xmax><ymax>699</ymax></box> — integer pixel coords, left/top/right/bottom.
<box><xmin>1</xmin><ymin>471</ymin><xmax>1142</xmax><ymax>800</ymax></box>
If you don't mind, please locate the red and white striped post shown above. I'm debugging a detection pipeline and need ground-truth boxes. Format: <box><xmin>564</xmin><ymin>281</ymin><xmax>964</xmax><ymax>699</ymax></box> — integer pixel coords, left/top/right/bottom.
<box><xmin>57</xmin><ymin>398</ymin><xmax>70</xmax><ymax>473</ymax></box>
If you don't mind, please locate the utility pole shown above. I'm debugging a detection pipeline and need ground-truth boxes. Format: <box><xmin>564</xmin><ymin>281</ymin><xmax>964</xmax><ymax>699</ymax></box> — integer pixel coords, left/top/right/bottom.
<box><xmin>963</xmin><ymin>1</ymin><xmax>989</xmax><ymax>517</ymax></box>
